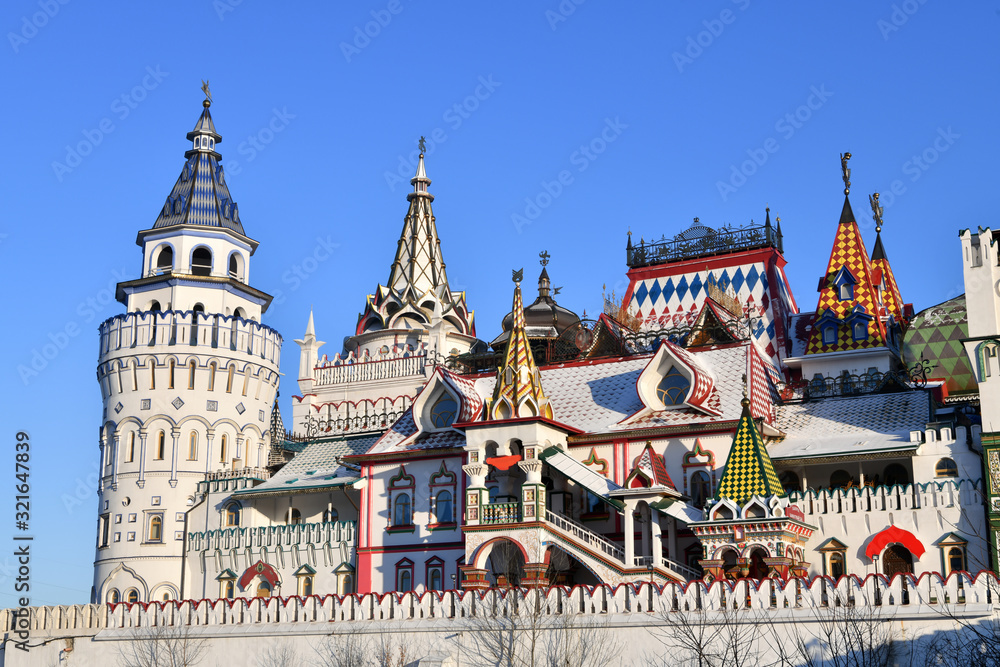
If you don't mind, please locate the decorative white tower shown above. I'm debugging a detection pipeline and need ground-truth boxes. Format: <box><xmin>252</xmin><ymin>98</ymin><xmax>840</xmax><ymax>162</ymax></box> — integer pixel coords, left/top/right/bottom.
<box><xmin>92</xmin><ymin>91</ymin><xmax>282</xmax><ymax>604</ymax></box>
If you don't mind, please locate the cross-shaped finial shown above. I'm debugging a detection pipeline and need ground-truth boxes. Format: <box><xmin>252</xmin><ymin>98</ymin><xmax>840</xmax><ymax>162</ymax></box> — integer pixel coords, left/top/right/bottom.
<box><xmin>418</xmin><ymin>136</ymin><xmax>426</xmax><ymax>153</ymax></box>
<box><xmin>539</xmin><ymin>250</ymin><xmax>550</xmax><ymax>267</ymax></box>
<box><xmin>840</xmin><ymin>152</ymin><xmax>852</xmax><ymax>195</ymax></box>
<box><xmin>201</xmin><ymin>79</ymin><xmax>212</xmax><ymax>104</ymax></box>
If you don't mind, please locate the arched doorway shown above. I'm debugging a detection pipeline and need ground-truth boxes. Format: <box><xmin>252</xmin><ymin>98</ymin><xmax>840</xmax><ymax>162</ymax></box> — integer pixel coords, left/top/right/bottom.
<box><xmin>721</xmin><ymin>548</ymin><xmax>740</xmax><ymax>580</ymax></box>
<box><xmin>481</xmin><ymin>538</ymin><xmax>526</xmax><ymax>587</ymax></box>
<box><xmin>544</xmin><ymin>546</ymin><xmax>601</xmax><ymax>587</ymax></box>
<box><xmin>747</xmin><ymin>547</ymin><xmax>769</xmax><ymax>580</ymax></box>
<box><xmin>256</xmin><ymin>580</ymin><xmax>272</xmax><ymax>597</ymax></box>
<box><xmin>882</xmin><ymin>544</ymin><xmax>913</xmax><ymax>577</ymax></box>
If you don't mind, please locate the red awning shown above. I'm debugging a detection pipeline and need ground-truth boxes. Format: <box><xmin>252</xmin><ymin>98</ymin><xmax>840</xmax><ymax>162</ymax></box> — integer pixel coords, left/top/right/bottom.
<box><xmin>865</xmin><ymin>525</ymin><xmax>925</xmax><ymax>560</ymax></box>
<box><xmin>239</xmin><ymin>561</ymin><xmax>280</xmax><ymax>590</ymax></box>
<box><xmin>486</xmin><ymin>455</ymin><xmax>522</xmax><ymax>471</ymax></box>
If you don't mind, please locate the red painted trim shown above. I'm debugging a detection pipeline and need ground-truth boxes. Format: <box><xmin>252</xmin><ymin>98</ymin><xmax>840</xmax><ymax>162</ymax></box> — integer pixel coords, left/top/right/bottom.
<box><xmin>865</xmin><ymin>525</ymin><xmax>926</xmax><ymax>560</ymax></box>
<box><xmin>358</xmin><ymin>542</ymin><xmax>465</xmax><ymax>555</ymax></box>
<box><xmin>455</xmin><ymin>415</ymin><xmax>583</xmax><ymax>434</ymax></box>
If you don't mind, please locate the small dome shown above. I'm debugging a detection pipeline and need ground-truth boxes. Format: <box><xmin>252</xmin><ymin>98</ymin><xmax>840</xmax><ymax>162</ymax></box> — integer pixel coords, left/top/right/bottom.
<box><xmin>492</xmin><ymin>267</ymin><xmax>580</xmax><ymax>349</ymax></box>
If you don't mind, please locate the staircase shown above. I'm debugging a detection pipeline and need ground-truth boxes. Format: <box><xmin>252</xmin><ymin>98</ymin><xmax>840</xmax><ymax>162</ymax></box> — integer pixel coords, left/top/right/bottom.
<box><xmin>542</xmin><ymin>509</ymin><xmax>701</xmax><ymax>584</ymax></box>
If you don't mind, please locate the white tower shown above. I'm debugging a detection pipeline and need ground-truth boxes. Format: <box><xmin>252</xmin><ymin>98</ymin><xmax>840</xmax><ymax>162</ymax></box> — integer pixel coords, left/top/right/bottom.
<box><xmin>93</xmin><ymin>95</ymin><xmax>282</xmax><ymax>604</ymax></box>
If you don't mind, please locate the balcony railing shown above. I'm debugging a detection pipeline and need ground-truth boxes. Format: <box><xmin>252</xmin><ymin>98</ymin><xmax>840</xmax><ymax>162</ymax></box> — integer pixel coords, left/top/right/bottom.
<box><xmin>481</xmin><ymin>502</ymin><xmax>522</xmax><ymax>525</ymax></box>
<box><xmin>546</xmin><ymin>509</ymin><xmax>624</xmax><ymax>561</ymax></box>
<box><xmin>627</xmin><ymin>222</ymin><xmax>781</xmax><ymax>269</ymax></box>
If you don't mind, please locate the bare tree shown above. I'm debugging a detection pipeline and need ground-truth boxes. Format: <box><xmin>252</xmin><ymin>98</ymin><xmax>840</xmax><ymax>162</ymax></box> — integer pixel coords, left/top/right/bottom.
<box><xmin>458</xmin><ymin>587</ymin><xmax>623</xmax><ymax>667</ymax></box>
<box><xmin>648</xmin><ymin>602</ymin><xmax>781</xmax><ymax>667</ymax></box>
<box><xmin>115</xmin><ymin>623</ymin><xmax>207</xmax><ymax>667</ymax></box>
<box><xmin>313</xmin><ymin>624</ymin><xmax>410</xmax><ymax>667</ymax></box>
<box><xmin>254</xmin><ymin>641</ymin><xmax>301</xmax><ymax>667</ymax></box>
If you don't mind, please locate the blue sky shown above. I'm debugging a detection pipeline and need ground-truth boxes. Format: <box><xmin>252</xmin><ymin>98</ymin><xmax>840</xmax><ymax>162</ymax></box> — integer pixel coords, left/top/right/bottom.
<box><xmin>2</xmin><ymin>1</ymin><xmax>997</xmax><ymax>605</ymax></box>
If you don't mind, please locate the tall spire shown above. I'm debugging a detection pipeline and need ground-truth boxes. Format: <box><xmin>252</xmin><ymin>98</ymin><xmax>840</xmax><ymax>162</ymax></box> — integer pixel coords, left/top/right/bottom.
<box><xmin>385</xmin><ymin>151</ymin><xmax>448</xmax><ymax>301</ymax></box>
<box><xmin>805</xmin><ymin>152</ymin><xmax>888</xmax><ymax>354</ymax></box>
<box><xmin>715</xmin><ymin>391</ymin><xmax>783</xmax><ymax>505</ymax></box>
<box><xmin>354</xmin><ymin>146</ymin><xmax>476</xmax><ymax>339</ymax></box>
<box><xmin>868</xmin><ymin>193</ymin><xmax>905</xmax><ymax>323</ymax></box>
<box><xmin>489</xmin><ymin>270</ymin><xmax>553</xmax><ymax>421</ymax></box>
<box><xmin>153</xmin><ymin>91</ymin><xmax>245</xmax><ymax>236</ymax></box>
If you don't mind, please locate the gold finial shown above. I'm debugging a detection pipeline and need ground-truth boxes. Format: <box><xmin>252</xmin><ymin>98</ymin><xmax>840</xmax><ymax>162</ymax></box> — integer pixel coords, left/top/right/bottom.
<box><xmin>539</xmin><ymin>250</ymin><xmax>550</xmax><ymax>267</ymax></box>
<box><xmin>201</xmin><ymin>79</ymin><xmax>212</xmax><ymax>107</ymax></box>
<box><xmin>741</xmin><ymin>372</ymin><xmax>749</xmax><ymax>405</ymax></box>
<box><xmin>869</xmin><ymin>192</ymin><xmax>884</xmax><ymax>233</ymax></box>
<box><xmin>512</xmin><ymin>268</ymin><xmax>523</xmax><ymax>284</ymax></box>
<box><xmin>418</xmin><ymin>136</ymin><xmax>426</xmax><ymax>154</ymax></box>
<box><xmin>840</xmin><ymin>152</ymin><xmax>852</xmax><ymax>195</ymax></box>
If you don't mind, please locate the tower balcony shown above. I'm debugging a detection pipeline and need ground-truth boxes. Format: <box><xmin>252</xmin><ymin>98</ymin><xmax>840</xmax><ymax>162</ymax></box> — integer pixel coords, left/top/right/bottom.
<box><xmin>626</xmin><ymin>220</ymin><xmax>782</xmax><ymax>269</ymax></box>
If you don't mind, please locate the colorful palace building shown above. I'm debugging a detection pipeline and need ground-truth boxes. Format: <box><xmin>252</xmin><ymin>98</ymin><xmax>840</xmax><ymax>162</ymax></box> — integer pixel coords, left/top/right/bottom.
<box><xmin>92</xmin><ymin>95</ymin><xmax>990</xmax><ymax>605</ymax></box>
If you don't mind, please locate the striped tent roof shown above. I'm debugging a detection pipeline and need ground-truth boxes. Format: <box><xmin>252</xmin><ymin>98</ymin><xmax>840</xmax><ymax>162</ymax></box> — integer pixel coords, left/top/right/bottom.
<box><xmin>489</xmin><ymin>279</ymin><xmax>553</xmax><ymax>420</ymax></box>
<box><xmin>152</xmin><ymin>103</ymin><xmax>246</xmax><ymax>236</ymax></box>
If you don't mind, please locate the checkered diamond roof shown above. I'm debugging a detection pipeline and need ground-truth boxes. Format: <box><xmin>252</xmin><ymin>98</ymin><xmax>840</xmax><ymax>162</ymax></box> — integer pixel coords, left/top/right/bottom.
<box><xmin>806</xmin><ymin>196</ymin><xmax>887</xmax><ymax>354</ymax></box>
<box><xmin>715</xmin><ymin>397</ymin><xmax>784</xmax><ymax>504</ymax></box>
<box><xmin>871</xmin><ymin>231</ymin><xmax>905</xmax><ymax>323</ymax></box>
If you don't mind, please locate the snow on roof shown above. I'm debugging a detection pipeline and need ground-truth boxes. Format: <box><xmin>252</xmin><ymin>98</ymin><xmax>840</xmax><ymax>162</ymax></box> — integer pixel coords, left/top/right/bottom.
<box><xmin>235</xmin><ymin>434</ymin><xmax>377</xmax><ymax>496</ymax></box>
<box><xmin>769</xmin><ymin>391</ymin><xmax>930</xmax><ymax>461</ymax></box>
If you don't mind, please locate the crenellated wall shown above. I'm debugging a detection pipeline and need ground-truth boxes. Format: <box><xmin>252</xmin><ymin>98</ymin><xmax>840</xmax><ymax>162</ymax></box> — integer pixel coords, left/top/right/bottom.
<box><xmin>4</xmin><ymin>573</ymin><xmax>998</xmax><ymax>666</ymax></box>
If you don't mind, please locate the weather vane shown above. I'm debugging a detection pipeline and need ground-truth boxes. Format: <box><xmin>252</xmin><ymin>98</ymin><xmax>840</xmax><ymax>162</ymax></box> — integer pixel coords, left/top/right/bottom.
<box><xmin>418</xmin><ymin>136</ymin><xmax>426</xmax><ymax>153</ymax></box>
<box><xmin>741</xmin><ymin>372</ymin><xmax>748</xmax><ymax>399</ymax></box>
<box><xmin>539</xmin><ymin>250</ymin><xmax>550</xmax><ymax>267</ymax></box>
<box><xmin>840</xmin><ymin>152</ymin><xmax>852</xmax><ymax>195</ymax></box>
<box><xmin>512</xmin><ymin>268</ymin><xmax>523</xmax><ymax>284</ymax></box>
<box><xmin>201</xmin><ymin>79</ymin><xmax>212</xmax><ymax>105</ymax></box>
<box><xmin>869</xmin><ymin>192</ymin><xmax>884</xmax><ymax>233</ymax></box>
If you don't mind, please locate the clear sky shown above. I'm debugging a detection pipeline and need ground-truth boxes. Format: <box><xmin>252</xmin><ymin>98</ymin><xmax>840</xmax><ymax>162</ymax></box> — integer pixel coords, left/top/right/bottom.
<box><xmin>1</xmin><ymin>1</ymin><xmax>997</xmax><ymax>605</ymax></box>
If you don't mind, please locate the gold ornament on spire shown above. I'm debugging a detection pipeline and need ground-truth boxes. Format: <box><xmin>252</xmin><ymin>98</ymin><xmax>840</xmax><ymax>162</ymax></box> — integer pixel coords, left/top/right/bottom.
<box><xmin>869</xmin><ymin>192</ymin><xmax>884</xmax><ymax>233</ymax></box>
<box><xmin>840</xmin><ymin>152</ymin><xmax>852</xmax><ymax>195</ymax></box>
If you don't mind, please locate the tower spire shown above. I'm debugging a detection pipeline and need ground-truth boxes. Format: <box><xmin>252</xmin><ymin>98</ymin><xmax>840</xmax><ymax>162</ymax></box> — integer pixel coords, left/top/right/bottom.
<box><xmin>714</xmin><ymin>394</ymin><xmax>783</xmax><ymax>505</ymax></box>
<box><xmin>489</xmin><ymin>270</ymin><xmax>553</xmax><ymax>420</ymax></box>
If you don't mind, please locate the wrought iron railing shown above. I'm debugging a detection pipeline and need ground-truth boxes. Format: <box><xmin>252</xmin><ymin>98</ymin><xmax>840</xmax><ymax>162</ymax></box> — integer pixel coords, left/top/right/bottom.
<box><xmin>776</xmin><ymin>359</ymin><xmax>933</xmax><ymax>402</ymax></box>
<box><xmin>304</xmin><ymin>409</ymin><xmax>408</xmax><ymax>437</ymax></box>
<box><xmin>481</xmin><ymin>502</ymin><xmax>522</xmax><ymax>525</ymax></box>
<box><xmin>627</xmin><ymin>222</ymin><xmax>781</xmax><ymax>268</ymax></box>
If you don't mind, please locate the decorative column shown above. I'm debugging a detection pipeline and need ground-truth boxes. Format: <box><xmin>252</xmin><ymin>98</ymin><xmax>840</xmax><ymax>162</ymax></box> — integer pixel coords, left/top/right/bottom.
<box><xmin>667</xmin><ymin>516</ymin><xmax>678</xmax><ymax>563</ymax></box>
<box><xmin>651</xmin><ymin>514</ymin><xmax>664</xmax><ymax>569</ymax></box>
<box><xmin>169</xmin><ymin>428</ymin><xmax>180</xmax><ymax>487</ymax></box>
<box><xmin>623</xmin><ymin>500</ymin><xmax>635</xmax><ymax>567</ymax></box>
<box><xmin>462</xmin><ymin>448</ymin><xmax>488</xmax><ymax>526</ymax></box>
<box><xmin>459</xmin><ymin>565</ymin><xmax>489</xmax><ymax>591</ymax></box>
<box><xmin>519</xmin><ymin>446</ymin><xmax>545</xmax><ymax>523</ymax></box>
<box><xmin>522</xmin><ymin>562</ymin><xmax>549</xmax><ymax>588</ymax></box>
<box><xmin>136</xmin><ymin>429</ymin><xmax>148</xmax><ymax>488</ymax></box>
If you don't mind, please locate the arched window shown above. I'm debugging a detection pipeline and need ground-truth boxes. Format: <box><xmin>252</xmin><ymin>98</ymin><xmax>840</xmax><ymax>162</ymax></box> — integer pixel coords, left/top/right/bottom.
<box><xmin>829</xmin><ymin>469</ymin><xmax>851</xmax><ymax>489</ymax></box>
<box><xmin>396</xmin><ymin>562</ymin><xmax>413</xmax><ymax>592</ymax></box>
<box><xmin>286</xmin><ymin>508</ymin><xmax>302</xmax><ymax>526</ymax></box>
<box><xmin>126</xmin><ymin>432</ymin><xmax>135</xmax><ymax>463</ymax></box>
<box><xmin>229</xmin><ymin>254</ymin><xmax>239</xmax><ymax>278</ymax></box>
<box><xmin>155</xmin><ymin>246</ymin><xmax>173</xmax><ymax>271</ymax></box>
<box><xmin>224</xmin><ymin>580</ymin><xmax>235</xmax><ymax>599</ymax></box>
<box><xmin>155</xmin><ymin>431</ymin><xmax>166</xmax><ymax>460</ymax></box>
<box><xmin>779</xmin><ymin>471</ymin><xmax>801</xmax><ymax>494</ymax></box>
<box><xmin>107</xmin><ymin>588</ymin><xmax>120</xmax><ymax>604</ymax></box>
<box><xmin>948</xmin><ymin>547</ymin><xmax>966</xmax><ymax>573</ymax></box>
<box><xmin>208</xmin><ymin>362</ymin><xmax>217</xmax><ymax>391</ymax></box>
<box><xmin>188</xmin><ymin>431</ymin><xmax>198</xmax><ymax>460</ymax></box>
<box><xmin>393</xmin><ymin>494</ymin><xmax>412</xmax><ymax>527</ymax></box>
<box><xmin>234</xmin><ymin>307</ymin><xmax>245</xmax><ymax>320</ymax></box>
<box><xmin>149</xmin><ymin>300</ymin><xmax>162</xmax><ymax>312</ymax></box>
<box><xmin>126</xmin><ymin>589</ymin><xmax>139</xmax><ymax>603</ymax></box>
<box><xmin>191</xmin><ymin>247</ymin><xmax>213</xmax><ymax>276</ymax></box>
<box><xmin>301</xmin><ymin>575</ymin><xmax>313</xmax><ymax>596</ymax></box>
<box><xmin>884</xmin><ymin>463</ymin><xmax>909</xmax><ymax>487</ymax></box>
<box><xmin>168</xmin><ymin>359</ymin><xmax>175</xmax><ymax>389</ymax></box>
<box><xmin>226</xmin><ymin>366</ymin><xmax>235</xmax><ymax>393</ymax></box>
<box><xmin>148</xmin><ymin>515</ymin><xmax>162</xmax><ymax>542</ymax></box>
<box><xmin>428</xmin><ymin>566</ymin><xmax>443</xmax><ymax>591</ymax></box>
<box><xmin>435</xmin><ymin>491</ymin><xmax>454</xmax><ymax>524</ymax></box>
<box><xmin>225</xmin><ymin>503</ymin><xmax>240</xmax><ymax>527</ymax></box>
<box><xmin>430</xmin><ymin>394</ymin><xmax>458</xmax><ymax>428</ymax></box>
<box><xmin>656</xmin><ymin>366</ymin><xmax>690</xmax><ymax>406</ymax></box>
<box><xmin>822</xmin><ymin>325</ymin><xmax>837</xmax><ymax>345</ymax></box>
<box><xmin>219</xmin><ymin>434</ymin><xmax>228</xmax><ymax>463</ymax></box>
<box><xmin>690</xmin><ymin>471</ymin><xmax>711</xmax><ymax>509</ymax></box>
<box><xmin>256</xmin><ymin>581</ymin><xmax>271</xmax><ymax>597</ymax></box>
<box><xmin>188</xmin><ymin>360</ymin><xmax>196</xmax><ymax>389</ymax></box>
<box><xmin>830</xmin><ymin>553</ymin><xmax>846</xmax><ymax>579</ymax></box>
<box><xmin>935</xmin><ymin>458</ymin><xmax>958</xmax><ymax>477</ymax></box>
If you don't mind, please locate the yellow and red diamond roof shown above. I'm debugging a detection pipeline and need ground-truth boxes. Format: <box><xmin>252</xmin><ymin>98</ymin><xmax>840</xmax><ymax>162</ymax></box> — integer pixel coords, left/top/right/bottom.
<box><xmin>805</xmin><ymin>197</ymin><xmax>887</xmax><ymax>354</ymax></box>
<box><xmin>489</xmin><ymin>280</ymin><xmax>553</xmax><ymax>420</ymax></box>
